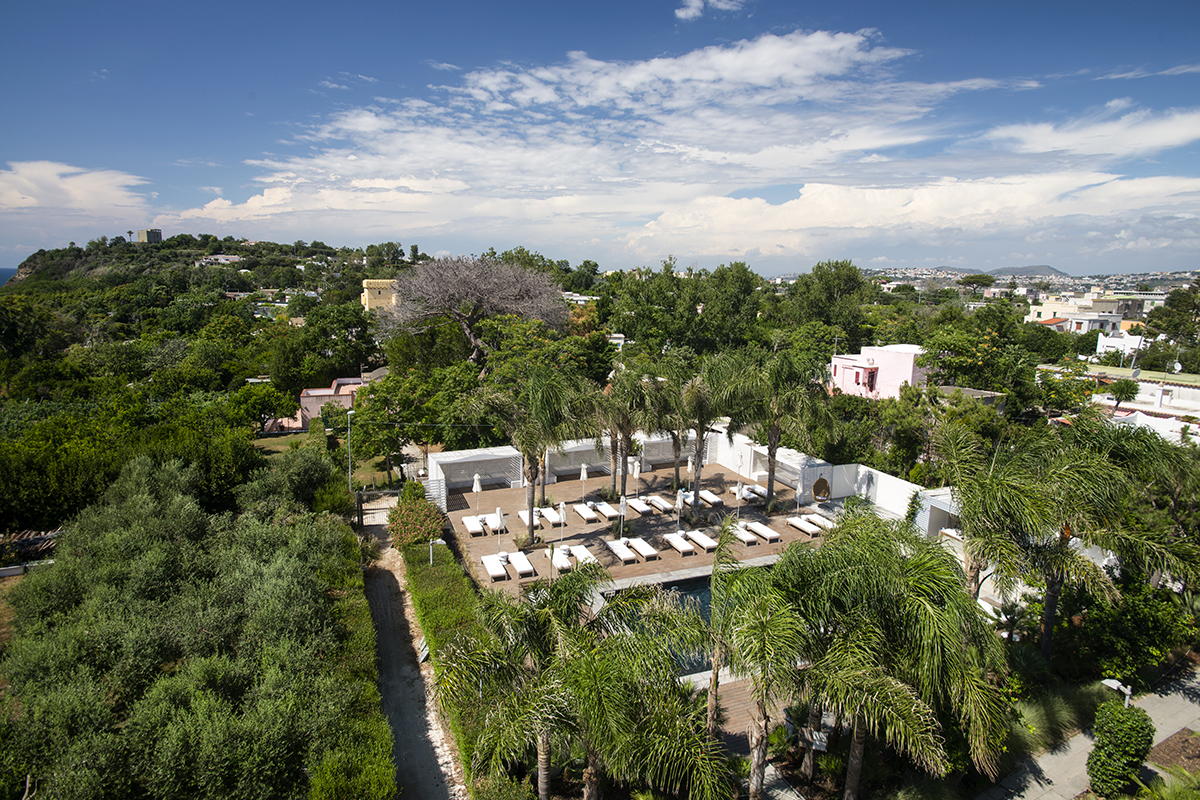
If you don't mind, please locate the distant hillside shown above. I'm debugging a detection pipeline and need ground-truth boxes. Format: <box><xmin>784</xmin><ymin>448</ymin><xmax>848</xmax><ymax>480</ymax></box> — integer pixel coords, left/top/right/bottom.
<box><xmin>988</xmin><ymin>265</ymin><xmax>1069</xmax><ymax>278</ymax></box>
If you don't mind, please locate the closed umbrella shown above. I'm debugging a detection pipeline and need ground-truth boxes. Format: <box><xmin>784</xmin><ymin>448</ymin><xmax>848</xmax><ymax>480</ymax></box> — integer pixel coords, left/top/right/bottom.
<box><xmin>632</xmin><ymin>459</ymin><xmax>641</xmax><ymax>497</ymax></box>
<box><xmin>558</xmin><ymin>501</ymin><xmax>567</xmax><ymax>544</ymax></box>
<box><xmin>687</xmin><ymin>456</ymin><xmax>693</xmax><ymax>474</ymax></box>
<box><xmin>580</xmin><ymin>464</ymin><xmax>588</xmax><ymax>504</ymax></box>
<box><xmin>496</xmin><ymin>507</ymin><xmax>505</xmax><ymax>554</ymax></box>
<box><xmin>472</xmin><ymin>473</ymin><xmax>482</xmax><ymax>516</ymax></box>
<box><xmin>619</xmin><ymin>495</ymin><xmax>628</xmax><ymax>531</ymax></box>
<box><xmin>735</xmin><ymin>481</ymin><xmax>743</xmax><ymax>520</ymax></box>
<box><xmin>675</xmin><ymin>490</ymin><xmax>684</xmax><ymax>529</ymax></box>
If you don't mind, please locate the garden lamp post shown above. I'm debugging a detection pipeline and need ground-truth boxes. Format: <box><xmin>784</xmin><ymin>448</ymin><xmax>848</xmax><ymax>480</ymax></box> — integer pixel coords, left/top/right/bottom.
<box><xmin>1100</xmin><ymin>679</ymin><xmax>1132</xmax><ymax>708</ymax></box>
<box><xmin>346</xmin><ymin>409</ymin><xmax>355</xmax><ymax>493</ymax></box>
<box><xmin>429</xmin><ymin>537</ymin><xmax>446</xmax><ymax>566</ymax></box>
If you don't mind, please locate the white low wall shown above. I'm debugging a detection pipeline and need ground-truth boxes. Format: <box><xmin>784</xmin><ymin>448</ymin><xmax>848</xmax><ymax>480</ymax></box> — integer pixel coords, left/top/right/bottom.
<box><xmin>831</xmin><ymin>464</ymin><xmax>921</xmax><ymax>520</ymax></box>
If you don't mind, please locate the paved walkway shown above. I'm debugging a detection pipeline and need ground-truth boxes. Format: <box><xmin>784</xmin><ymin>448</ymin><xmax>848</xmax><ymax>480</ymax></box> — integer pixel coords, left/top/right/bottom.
<box><xmin>977</xmin><ymin>667</ymin><xmax>1200</xmax><ymax>800</ymax></box>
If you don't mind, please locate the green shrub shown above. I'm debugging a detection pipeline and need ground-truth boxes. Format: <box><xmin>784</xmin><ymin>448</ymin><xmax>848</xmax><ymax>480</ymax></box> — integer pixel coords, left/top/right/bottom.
<box><xmin>474</xmin><ymin>775</ymin><xmax>534</xmax><ymax>800</ymax></box>
<box><xmin>314</xmin><ymin>481</ymin><xmax>355</xmax><ymax>515</ymax></box>
<box><xmin>387</xmin><ymin>499</ymin><xmax>446</xmax><ymax>546</ymax></box>
<box><xmin>1087</xmin><ymin>700</ymin><xmax>1155</xmax><ymax>797</ymax></box>
<box><xmin>401</xmin><ymin>480</ymin><xmax>426</xmax><ymax>503</ymax></box>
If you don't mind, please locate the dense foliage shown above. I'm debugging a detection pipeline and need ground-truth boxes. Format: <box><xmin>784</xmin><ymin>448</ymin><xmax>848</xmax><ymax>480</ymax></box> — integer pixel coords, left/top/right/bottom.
<box><xmin>0</xmin><ymin>458</ymin><xmax>393</xmax><ymax>799</ymax></box>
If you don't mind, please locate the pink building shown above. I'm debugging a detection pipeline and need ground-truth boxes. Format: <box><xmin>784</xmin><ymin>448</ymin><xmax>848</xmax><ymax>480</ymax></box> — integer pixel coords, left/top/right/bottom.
<box><xmin>277</xmin><ymin>378</ymin><xmax>364</xmax><ymax>430</ymax></box>
<box><xmin>830</xmin><ymin>344</ymin><xmax>927</xmax><ymax>400</ymax></box>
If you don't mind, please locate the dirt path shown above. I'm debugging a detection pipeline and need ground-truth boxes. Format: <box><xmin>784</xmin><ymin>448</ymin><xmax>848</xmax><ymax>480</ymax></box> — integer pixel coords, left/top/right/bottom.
<box><xmin>364</xmin><ymin>534</ymin><xmax>467</xmax><ymax>800</ymax></box>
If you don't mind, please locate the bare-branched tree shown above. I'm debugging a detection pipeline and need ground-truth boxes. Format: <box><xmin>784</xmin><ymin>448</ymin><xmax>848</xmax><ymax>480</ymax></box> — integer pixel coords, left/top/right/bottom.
<box><xmin>380</xmin><ymin>255</ymin><xmax>567</xmax><ymax>369</ymax></box>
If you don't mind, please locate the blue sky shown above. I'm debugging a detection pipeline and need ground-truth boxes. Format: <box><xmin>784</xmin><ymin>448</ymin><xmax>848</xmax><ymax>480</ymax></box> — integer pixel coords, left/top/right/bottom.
<box><xmin>2</xmin><ymin>0</ymin><xmax>1199</xmax><ymax>277</ymax></box>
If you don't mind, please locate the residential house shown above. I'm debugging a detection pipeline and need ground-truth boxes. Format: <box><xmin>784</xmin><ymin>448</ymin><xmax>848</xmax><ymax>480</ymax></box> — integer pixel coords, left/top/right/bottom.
<box><xmin>830</xmin><ymin>344</ymin><xmax>927</xmax><ymax>400</ymax></box>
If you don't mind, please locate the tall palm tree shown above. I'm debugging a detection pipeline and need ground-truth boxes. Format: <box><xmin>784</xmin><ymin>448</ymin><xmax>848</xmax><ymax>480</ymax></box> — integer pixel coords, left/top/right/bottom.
<box><xmin>773</xmin><ymin>513</ymin><xmax>1008</xmax><ymax>800</ymax></box>
<box><xmin>719</xmin><ymin>344</ymin><xmax>832</xmax><ymax>506</ymax></box>
<box><xmin>729</xmin><ymin>575</ymin><xmax>805</xmax><ymax>800</ymax></box>
<box><xmin>471</xmin><ymin>365</ymin><xmax>590</xmax><ymax>544</ymax></box>
<box><xmin>594</xmin><ymin>366</ymin><xmax>651</xmax><ymax>498</ymax></box>
<box><xmin>679</xmin><ymin>356</ymin><xmax>728</xmax><ymax>510</ymax></box>
<box><xmin>644</xmin><ymin>347</ymin><xmax>698</xmax><ymax>491</ymax></box>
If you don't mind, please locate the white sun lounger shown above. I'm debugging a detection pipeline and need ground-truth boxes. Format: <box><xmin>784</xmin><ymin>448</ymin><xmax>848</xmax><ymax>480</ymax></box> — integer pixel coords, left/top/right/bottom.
<box><xmin>646</xmin><ymin>495</ymin><xmax>674</xmax><ymax>512</ymax></box>
<box><xmin>804</xmin><ymin>513</ymin><xmax>835</xmax><ymax>531</ymax></box>
<box><xmin>731</xmin><ymin>485</ymin><xmax>758</xmax><ymax>502</ymax></box>
<box><xmin>481</xmin><ymin>554</ymin><xmax>507</xmax><ymax>581</ymax></box>
<box><xmin>570</xmin><ymin>545</ymin><xmax>598</xmax><ymax>565</ymax></box>
<box><xmin>743</xmin><ymin>520</ymin><xmax>782</xmax><ymax>542</ymax></box>
<box><xmin>748</xmin><ymin>485</ymin><xmax>769</xmax><ymax>499</ymax></box>
<box><xmin>482</xmin><ymin>513</ymin><xmax>506</xmax><ymax>534</ymax></box>
<box><xmin>462</xmin><ymin>515</ymin><xmax>485</xmax><ymax>536</ymax></box>
<box><xmin>787</xmin><ymin>517</ymin><xmax>822</xmax><ymax>536</ymax></box>
<box><xmin>626</xmin><ymin>497</ymin><xmax>652</xmax><ymax>515</ymax></box>
<box><xmin>595</xmin><ymin>501</ymin><xmax>621</xmax><ymax>520</ymax></box>
<box><xmin>698</xmin><ymin>490</ymin><xmax>724</xmax><ymax>507</ymax></box>
<box><xmin>517</xmin><ymin>509</ymin><xmax>544</xmax><ymax>529</ymax></box>
<box><xmin>574</xmin><ymin>503</ymin><xmax>600</xmax><ymax>523</ymax></box>
<box><xmin>508</xmin><ymin>550</ymin><xmax>536</xmax><ymax>578</ymax></box>
<box><xmin>732</xmin><ymin>526</ymin><xmax>758</xmax><ymax>545</ymax></box>
<box><xmin>685</xmin><ymin>530</ymin><xmax>719</xmax><ymax>552</ymax></box>
<box><xmin>547</xmin><ymin>546</ymin><xmax>572</xmax><ymax>572</ymax></box>
<box><xmin>605</xmin><ymin>539</ymin><xmax>637</xmax><ymax>564</ymax></box>
<box><xmin>539</xmin><ymin>507</ymin><xmax>563</xmax><ymax>526</ymax></box>
<box><xmin>628</xmin><ymin>538</ymin><xmax>658</xmax><ymax>560</ymax></box>
<box><xmin>663</xmin><ymin>533</ymin><xmax>696</xmax><ymax>556</ymax></box>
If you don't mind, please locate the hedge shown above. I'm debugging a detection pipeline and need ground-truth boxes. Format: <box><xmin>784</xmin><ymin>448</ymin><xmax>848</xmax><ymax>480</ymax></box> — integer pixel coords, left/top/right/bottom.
<box><xmin>1087</xmin><ymin>700</ymin><xmax>1155</xmax><ymax>797</ymax></box>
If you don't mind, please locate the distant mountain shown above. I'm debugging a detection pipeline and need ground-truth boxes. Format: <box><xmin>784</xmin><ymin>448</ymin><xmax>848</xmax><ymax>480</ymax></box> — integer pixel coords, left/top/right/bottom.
<box><xmin>988</xmin><ymin>265</ymin><xmax>1069</xmax><ymax>278</ymax></box>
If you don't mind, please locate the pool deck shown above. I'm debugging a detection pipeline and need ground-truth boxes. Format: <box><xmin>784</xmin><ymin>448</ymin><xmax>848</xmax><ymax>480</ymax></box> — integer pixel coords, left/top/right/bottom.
<box><xmin>448</xmin><ymin>464</ymin><xmax>826</xmax><ymax>594</ymax></box>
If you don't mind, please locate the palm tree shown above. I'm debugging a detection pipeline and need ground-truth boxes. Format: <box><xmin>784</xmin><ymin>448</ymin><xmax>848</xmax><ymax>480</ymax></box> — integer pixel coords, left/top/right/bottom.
<box><xmin>644</xmin><ymin>347</ymin><xmax>697</xmax><ymax>491</ymax></box>
<box><xmin>773</xmin><ymin>513</ymin><xmax>1008</xmax><ymax>800</ymax></box>
<box><xmin>438</xmin><ymin>563</ymin><xmax>735</xmax><ymax>800</ymax></box>
<box><xmin>679</xmin><ymin>356</ymin><xmax>728</xmax><ymax>510</ymax></box>
<box><xmin>719</xmin><ymin>343</ymin><xmax>832</xmax><ymax>506</ymax></box>
<box><xmin>729</xmin><ymin>574</ymin><xmax>805</xmax><ymax>800</ymax></box>
<box><xmin>594</xmin><ymin>366</ymin><xmax>651</xmax><ymax>498</ymax></box>
<box><xmin>935</xmin><ymin>418</ymin><xmax>1195</xmax><ymax>660</ymax></box>
<box><xmin>471</xmin><ymin>366</ymin><xmax>590</xmax><ymax>544</ymax></box>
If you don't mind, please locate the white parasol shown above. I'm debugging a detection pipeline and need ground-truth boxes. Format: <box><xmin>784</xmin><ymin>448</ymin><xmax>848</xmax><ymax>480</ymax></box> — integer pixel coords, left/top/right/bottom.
<box><xmin>558</xmin><ymin>501</ymin><xmax>567</xmax><ymax>543</ymax></box>
<box><xmin>631</xmin><ymin>459</ymin><xmax>641</xmax><ymax>497</ymax></box>
<box><xmin>580</xmin><ymin>464</ymin><xmax>588</xmax><ymax>504</ymax></box>
<box><xmin>496</xmin><ymin>507</ymin><xmax>505</xmax><ymax>554</ymax></box>
<box><xmin>473</xmin><ymin>473</ymin><xmax>482</xmax><ymax>516</ymax></box>
<box><xmin>735</xmin><ymin>481</ymin><xmax>743</xmax><ymax>519</ymax></box>
<box><xmin>619</xmin><ymin>495</ymin><xmax>628</xmax><ymax>530</ymax></box>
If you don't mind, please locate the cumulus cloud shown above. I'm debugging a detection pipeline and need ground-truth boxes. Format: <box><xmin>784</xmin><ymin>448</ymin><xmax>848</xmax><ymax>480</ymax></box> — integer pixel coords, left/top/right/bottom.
<box><xmin>318</xmin><ymin>79</ymin><xmax>350</xmax><ymax>90</ymax></box>
<box><xmin>158</xmin><ymin>29</ymin><xmax>1200</xmax><ymax>273</ymax></box>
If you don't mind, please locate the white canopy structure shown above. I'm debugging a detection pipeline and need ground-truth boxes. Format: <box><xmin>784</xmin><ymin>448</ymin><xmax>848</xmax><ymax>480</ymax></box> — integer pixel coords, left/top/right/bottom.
<box><xmin>425</xmin><ymin>446</ymin><xmax>521</xmax><ymax>511</ymax></box>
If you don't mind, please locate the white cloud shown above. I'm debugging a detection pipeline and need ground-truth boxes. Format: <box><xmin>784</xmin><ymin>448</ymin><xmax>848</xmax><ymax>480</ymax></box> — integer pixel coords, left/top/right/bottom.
<box><xmin>427</xmin><ymin>60</ymin><xmax>460</xmax><ymax>71</ymax></box>
<box><xmin>155</xmin><ymin>29</ymin><xmax>1200</xmax><ymax>274</ymax></box>
<box><xmin>0</xmin><ymin>161</ymin><xmax>149</xmax><ymax>212</ymax></box>
<box><xmin>319</xmin><ymin>79</ymin><xmax>350</xmax><ymax>90</ymax></box>
<box><xmin>984</xmin><ymin>103</ymin><xmax>1200</xmax><ymax>158</ymax></box>
<box><xmin>675</xmin><ymin>0</ymin><xmax>746</xmax><ymax>20</ymax></box>
<box><xmin>1099</xmin><ymin>63</ymin><xmax>1200</xmax><ymax>80</ymax></box>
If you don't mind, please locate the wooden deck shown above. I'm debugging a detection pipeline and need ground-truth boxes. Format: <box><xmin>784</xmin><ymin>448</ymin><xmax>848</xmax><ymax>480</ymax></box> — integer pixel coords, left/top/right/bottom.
<box><xmin>449</xmin><ymin>464</ymin><xmax>823</xmax><ymax>594</ymax></box>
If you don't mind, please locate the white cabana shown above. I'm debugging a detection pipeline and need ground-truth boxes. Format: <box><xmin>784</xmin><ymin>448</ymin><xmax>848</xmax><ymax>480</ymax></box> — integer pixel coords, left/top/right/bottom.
<box><xmin>425</xmin><ymin>445</ymin><xmax>522</xmax><ymax>512</ymax></box>
<box><xmin>544</xmin><ymin>438</ymin><xmax>611</xmax><ymax>481</ymax></box>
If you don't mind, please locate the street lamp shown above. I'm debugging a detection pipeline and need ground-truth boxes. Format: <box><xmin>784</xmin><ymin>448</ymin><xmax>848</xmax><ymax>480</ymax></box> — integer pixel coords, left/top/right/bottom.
<box><xmin>346</xmin><ymin>409</ymin><xmax>355</xmax><ymax>493</ymax></box>
<box><xmin>429</xmin><ymin>537</ymin><xmax>446</xmax><ymax>566</ymax></box>
<box><xmin>1100</xmin><ymin>678</ymin><xmax>1133</xmax><ymax>708</ymax></box>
